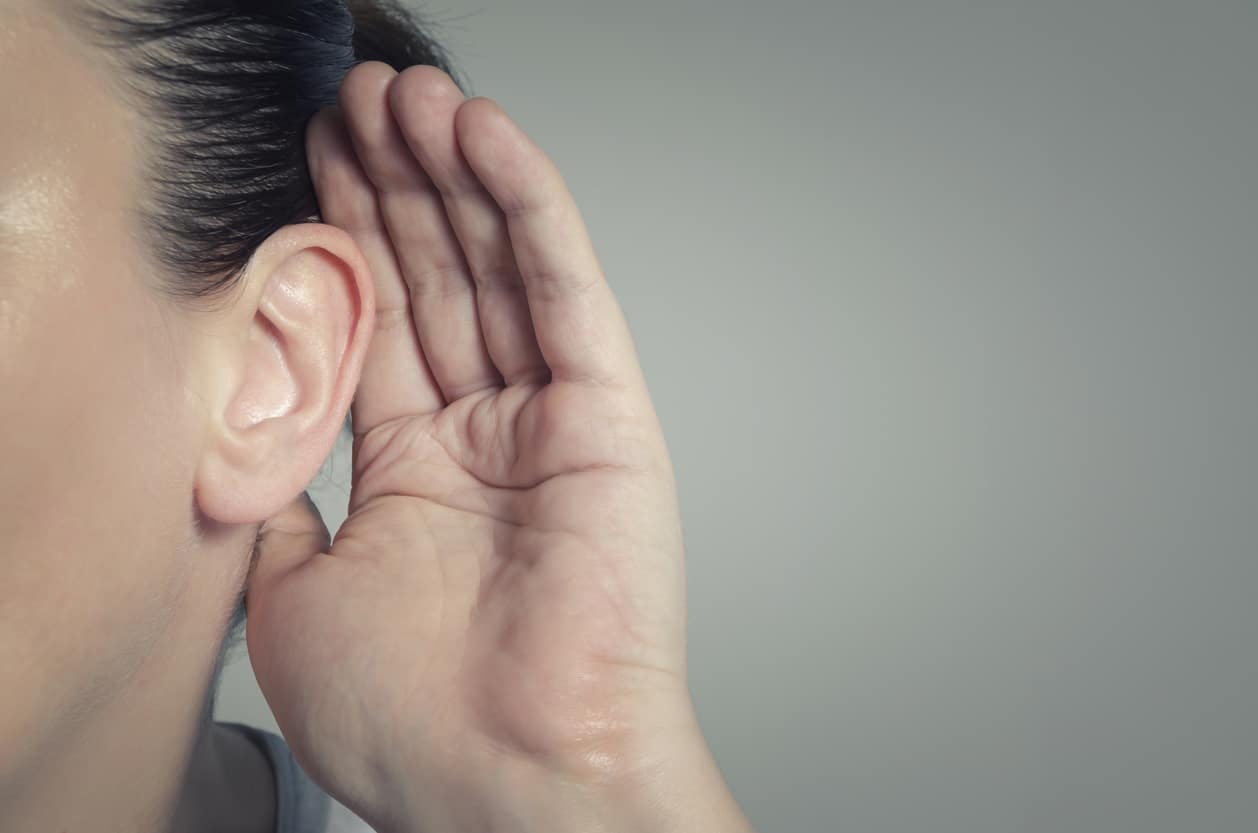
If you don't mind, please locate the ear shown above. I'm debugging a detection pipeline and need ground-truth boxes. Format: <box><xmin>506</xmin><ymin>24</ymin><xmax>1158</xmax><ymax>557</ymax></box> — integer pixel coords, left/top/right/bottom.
<box><xmin>192</xmin><ymin>222</ymin><xmax>375</xmax><ymax>525</ymax></box>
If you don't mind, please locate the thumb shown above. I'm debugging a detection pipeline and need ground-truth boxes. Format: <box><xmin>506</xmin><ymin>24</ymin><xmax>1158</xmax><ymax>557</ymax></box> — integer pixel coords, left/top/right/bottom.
<box><xmin>246</xmin><ymin>490</ymin><xmax>331</xmax><ymax>612</ymax></box>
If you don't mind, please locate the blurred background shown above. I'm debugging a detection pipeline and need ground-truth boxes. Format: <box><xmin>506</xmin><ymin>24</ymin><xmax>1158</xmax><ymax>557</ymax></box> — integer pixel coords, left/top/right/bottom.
<box><xmin>216</xmin><ymin>1</ymin><xmax>1258</xmax><ymax>831</ymax></box>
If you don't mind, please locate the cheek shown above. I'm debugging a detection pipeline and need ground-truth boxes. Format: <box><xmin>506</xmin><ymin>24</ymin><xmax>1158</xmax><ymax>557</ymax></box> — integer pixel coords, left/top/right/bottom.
<box><xmin>0</xmin><ymin>7</ymin><xmax>214</xmax><ymax>765</ymax></box>
<box><xmin>0</xmin><ymin>218</ymin><xmax>198</xmax><ymax>741</ymax></box>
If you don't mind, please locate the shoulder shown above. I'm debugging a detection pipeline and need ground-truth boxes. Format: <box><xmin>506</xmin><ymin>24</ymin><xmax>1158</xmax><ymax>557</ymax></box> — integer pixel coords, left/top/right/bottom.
<box><xmin>216</xmin><ymin>720</ymin><xmax>378</xmax><ymax>833</ymax></box>
<box><xmin>324</xmin><ymin>799</ymin><xmax>379</xmax><ymax>833</ymax></box>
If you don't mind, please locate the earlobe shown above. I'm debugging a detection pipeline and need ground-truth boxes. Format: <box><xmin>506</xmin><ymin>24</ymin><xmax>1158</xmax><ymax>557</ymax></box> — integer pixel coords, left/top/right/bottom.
<box><xmin>193</xmin><ymin>223</ymin><xmax>375</xmax><ymax>526</ymax></box>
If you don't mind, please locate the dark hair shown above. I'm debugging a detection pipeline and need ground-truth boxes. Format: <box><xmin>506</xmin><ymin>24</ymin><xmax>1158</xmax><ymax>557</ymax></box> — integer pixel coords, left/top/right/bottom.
<box><xmin>65</xmin><ymin>0</ymin><xmax>468</xmax><ymax>307</ymax></box>
<box><xmin>61</xmin><ymin>0</ymin><xmax>468</xmax><ymax>690</ymax></box>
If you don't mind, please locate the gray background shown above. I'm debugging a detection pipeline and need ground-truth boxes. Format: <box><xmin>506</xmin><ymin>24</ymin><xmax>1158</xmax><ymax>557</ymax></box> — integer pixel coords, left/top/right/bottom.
<box><xmin>216</xmin><ymin>1</ymin><xmax>1258</xmax><ymax>830</ymax></box>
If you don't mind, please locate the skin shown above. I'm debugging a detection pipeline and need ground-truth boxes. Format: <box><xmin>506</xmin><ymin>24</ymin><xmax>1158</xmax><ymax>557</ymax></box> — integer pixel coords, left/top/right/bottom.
<box><xmin>2</xmin><ymin>4</ymin><xmax>368</xmax><ymax>832</ymax></box>
<box><xmin>251</xmin><ymin>63</ymin><xmax>756</xmax><ymax>833</ymax></box>
<box><xmin>1</xmin><ymin>2</ymin><xmax>754</xmax><ymax>831</ymax></box>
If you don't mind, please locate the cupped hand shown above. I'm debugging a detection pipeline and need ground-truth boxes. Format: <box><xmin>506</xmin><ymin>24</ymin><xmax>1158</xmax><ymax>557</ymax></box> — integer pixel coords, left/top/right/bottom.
<box><xmin>244</xmin><ymin>62</ymin><xmax>699</xmax><ymax>833</ymax></box>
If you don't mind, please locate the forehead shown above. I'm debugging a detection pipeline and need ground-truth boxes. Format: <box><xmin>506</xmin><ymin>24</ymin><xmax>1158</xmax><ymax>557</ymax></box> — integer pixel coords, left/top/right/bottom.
<box><xmin>0</xmin><ymin>1</ymin><xmax>136</xmax><ymax>248</ymax></box>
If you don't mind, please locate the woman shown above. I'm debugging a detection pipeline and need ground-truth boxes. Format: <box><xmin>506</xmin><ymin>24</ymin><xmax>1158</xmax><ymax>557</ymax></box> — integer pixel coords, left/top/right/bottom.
<box><xmin>0</xmin><ymin>1</ymin><xmax>754</xmax><ymax>831</ymax></box>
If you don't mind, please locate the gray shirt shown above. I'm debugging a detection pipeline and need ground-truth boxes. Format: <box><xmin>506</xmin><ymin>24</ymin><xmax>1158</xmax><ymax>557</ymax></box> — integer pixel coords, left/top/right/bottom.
<box><xmin>216</xmin><ymin>721</ymin><xmax>375</xmax><ymax>833</ymax></box>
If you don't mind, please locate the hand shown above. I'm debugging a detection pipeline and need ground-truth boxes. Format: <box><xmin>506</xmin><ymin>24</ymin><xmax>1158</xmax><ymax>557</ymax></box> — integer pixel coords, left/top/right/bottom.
<box><xmin>245</xmin><ymin>63</ymin><xmax>748</xmax><ymax>833</ymax></box>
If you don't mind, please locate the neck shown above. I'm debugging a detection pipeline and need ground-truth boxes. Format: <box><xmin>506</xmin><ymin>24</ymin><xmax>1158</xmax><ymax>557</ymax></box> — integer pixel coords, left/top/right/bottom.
<box><xmin>0</xmin><ymin>529</ymin><xmax>273</xmax><ymax>833</ymax></box>
<box><xmin>2</xmin><ymin>619</ymin><xmax>217</xmax><ymax>832</ymax></box>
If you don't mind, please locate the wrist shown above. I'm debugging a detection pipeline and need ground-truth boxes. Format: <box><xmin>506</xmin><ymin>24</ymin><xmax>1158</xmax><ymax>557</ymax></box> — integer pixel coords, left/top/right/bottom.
<box><xmin>595</xmin><ymin>720</ymin><xmax>755</xmax><ymax>833</ymax></box>
<box><xmin>379</xmin><ymin>705</ymin><xmax>753</xmax><ymax>833</ymax></box>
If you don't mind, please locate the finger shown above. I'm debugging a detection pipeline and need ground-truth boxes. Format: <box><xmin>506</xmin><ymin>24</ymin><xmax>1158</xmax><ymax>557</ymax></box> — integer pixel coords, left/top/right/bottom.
<box><xmin>385</xmin><ymin>66</ymin><xmax>551</xmax><ymax>388</ymax></box>
<box><xmin>245</xmin><ymin>491</ymin><xmax>329</xmax><ymax>613</ymax></box>
<box><xmin>452</xmin><ymin>95</ymin><xmax>643</xmax><ymax>389</ymax></box>
<box><xmin>338</xmin><ymin>61</ymin><xmax>503</xmax><ymax>403</ymax></box>
<box><xmin>306</xmin><ymin>107</ymin><xmax>445</xmax><ymax>436</ymax></box>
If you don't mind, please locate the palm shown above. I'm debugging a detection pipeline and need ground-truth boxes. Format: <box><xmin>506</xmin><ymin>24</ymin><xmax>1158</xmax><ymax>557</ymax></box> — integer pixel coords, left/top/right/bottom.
<box><xmin>244</xmin><ymin>64</ymin><xmax>689</xmax><ymax>824</ymax></box>
<box><xmin>358</xmin><ymin>380</ymin><xmax>679</xmax><ymax>739</ymax></box>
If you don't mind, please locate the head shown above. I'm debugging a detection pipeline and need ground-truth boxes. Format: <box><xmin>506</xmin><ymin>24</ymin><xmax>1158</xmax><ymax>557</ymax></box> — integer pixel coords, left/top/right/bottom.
<box><xmin>0</xmin><ymin>0</ymin><xmax>461</xmax><ymax>767</ymax></box>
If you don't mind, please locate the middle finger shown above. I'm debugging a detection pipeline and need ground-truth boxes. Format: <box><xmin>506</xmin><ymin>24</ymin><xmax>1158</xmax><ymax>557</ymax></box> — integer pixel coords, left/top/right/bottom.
<box><xmin>339</xmin><ymin>61</ymin><xmax>505</xmax><ymax>403</ymax></box>
<box><xmin>385</xmin><ymin>65</ymin><xmax>551</xmax><ymax>389</ymax></box>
